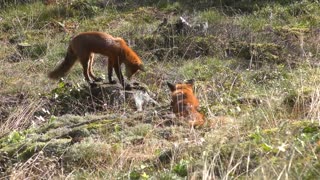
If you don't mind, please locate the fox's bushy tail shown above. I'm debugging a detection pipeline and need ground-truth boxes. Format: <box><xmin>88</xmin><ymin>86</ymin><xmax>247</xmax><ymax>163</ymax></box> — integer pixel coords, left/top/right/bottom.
<box><xmin>48</xmin><ymin>46</ymin><xmax>77</xmax><ymax>80</ymax></box>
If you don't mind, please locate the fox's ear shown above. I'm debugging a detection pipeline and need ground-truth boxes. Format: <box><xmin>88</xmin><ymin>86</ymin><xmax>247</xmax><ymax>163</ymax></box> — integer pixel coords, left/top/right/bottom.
<box><xmin>114</xmin><ymin>37</ymin><xmax>127</xmax><ymax>45</ymax></box>
<box><xmin>167</xmin><ymin>82</ymin><xmax>176</xmax><ymax>92</ymax></box>
<box><xmin>139</xmin><ymin>64</ymin><xmax>146</xmax><ymax>72</ymax></box>
<box><xmin>185</xmin><ymin>79</ymin><xmax>195</xmax><ymax>86</ymax></box>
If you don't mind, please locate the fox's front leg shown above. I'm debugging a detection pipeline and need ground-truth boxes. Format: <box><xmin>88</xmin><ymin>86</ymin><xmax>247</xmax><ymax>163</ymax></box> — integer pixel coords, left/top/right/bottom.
<box><xmin>108</xmin><ymin>57</ymin><xmax>117</xmax><ymax>84</ymax></box>
<box><xmin>114</xmin><ymin>63</ymin><xmax>132</xmax><ymax>90</ymax></box>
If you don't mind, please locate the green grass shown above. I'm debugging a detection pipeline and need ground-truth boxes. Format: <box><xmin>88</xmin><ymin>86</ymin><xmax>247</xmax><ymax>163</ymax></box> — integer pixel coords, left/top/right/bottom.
<box><xmin>0</xmin><ymin>0</ymin><xmax>320</xmax><ymax>179</ymax></box>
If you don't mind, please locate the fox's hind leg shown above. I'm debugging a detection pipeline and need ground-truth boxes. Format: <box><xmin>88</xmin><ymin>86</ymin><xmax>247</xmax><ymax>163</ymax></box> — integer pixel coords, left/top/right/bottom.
<box><xmin>88</xmin><ymin>53</ymin><xmax>103</xmax><ymax>82</ymax></box>
<box><xmin>79</xmin><ymin>56</ymin><xmax>92</xmax><ymax>83</ymax></box>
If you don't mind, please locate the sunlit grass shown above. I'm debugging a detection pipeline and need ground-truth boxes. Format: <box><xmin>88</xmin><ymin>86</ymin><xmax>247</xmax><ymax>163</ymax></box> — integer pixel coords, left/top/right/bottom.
<box><xmin>1</xmin><ymin>0</ymin><xmax>320</xmax><ymax>179</ymax></box>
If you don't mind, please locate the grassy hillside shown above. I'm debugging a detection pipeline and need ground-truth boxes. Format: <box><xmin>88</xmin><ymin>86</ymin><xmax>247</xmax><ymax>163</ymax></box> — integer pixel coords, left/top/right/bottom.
<box><xmin>0</xmin><ymin>0</ymin><xmax>320</xmax><ymax>179</ymax></box>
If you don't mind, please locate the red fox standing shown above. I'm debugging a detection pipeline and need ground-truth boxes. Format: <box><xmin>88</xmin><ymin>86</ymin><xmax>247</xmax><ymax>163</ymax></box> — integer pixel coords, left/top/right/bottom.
<box><xmin>48</xmin><ymin>32</ymin><xmax>145</xmax><ymax>88</ymax></box>
<box><xmin>167</xmin><ymin>80</ymin><xmax>205</xmax><ymax>127</ymax></box>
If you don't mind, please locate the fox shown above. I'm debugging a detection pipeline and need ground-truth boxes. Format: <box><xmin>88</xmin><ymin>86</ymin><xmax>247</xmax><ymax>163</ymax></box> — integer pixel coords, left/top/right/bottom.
<box><xmin>48</xmin><ymin>31</ymin><xmax>145</xmax><ymax>89</ymax></box>
<box><xmin>167</xmin><ymin>79</ymin><xmax>205</xmax><ymax>127</ymax></box>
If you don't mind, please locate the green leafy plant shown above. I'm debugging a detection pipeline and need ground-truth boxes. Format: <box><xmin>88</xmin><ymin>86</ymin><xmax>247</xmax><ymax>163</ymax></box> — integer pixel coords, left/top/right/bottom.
<box><xmin>7</xmin><ymin>130</ymin><xmax>25</xmax><ymax>144</ymax></box>
<box><xmin>173</xmin><ymin>159</ymin><xmax>189</xmax><ymax>177</ymax></box>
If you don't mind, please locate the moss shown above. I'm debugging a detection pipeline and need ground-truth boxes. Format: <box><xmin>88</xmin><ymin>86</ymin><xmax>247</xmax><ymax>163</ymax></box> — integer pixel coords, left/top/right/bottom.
<box><xmin>42</xmin><ymin>138</ymin><xmax>71</xmax><ymax>157</ymax></box>
<box><xmin>86</xmin><ymin>122</ymin><xmax>105</xmax><ymax>130</ymax></box>
<box><xmin>63</xmin><ymin>138</ymin><xmax>113</xmax><ymax>170</ymax></box>
<box><xmin>68</xmin><ymin>128</ymin><xmax>90</xmax><ymax>139</ymax></box>
<box><xmin>129</xmin><ymin>124</ymin><xmax>152</xmax><ymax>137</ymax></box>
<box><xmin>18</xmin><ymin>142</ymin><xmax>46</xmax><ymax>161</ymax></box>
<box><xmin>275</xmin><ymin>26</ymin><xmax>310</xmax><ymax>36</ymax></box>
<box><xmin>1</xmin><ymin>0</ymin><xmax>320</xmax><ymax>178</ymax></box>
<box><xmin>36</xmin><ymin>122</ymin><xmax>65</xmax><ymax>135</ymax></box>
<box><xmin>0</xmin><ymin>130</ymin><xmax>25</xmax><ymax>146</ymax></box>
<box><xmin>5</xmin><ymin>138</ymin><xmax>71</xmax><ymax>161</ymax></box>
<box><xmin>86</xmin><ymin>119</ymin><xmax>114</xmax><ymax>130</ymax></box>
<box><xmin>0</xmin><ymin>142</ymin><xmax>24</xmax><ymax>158</ymax></box>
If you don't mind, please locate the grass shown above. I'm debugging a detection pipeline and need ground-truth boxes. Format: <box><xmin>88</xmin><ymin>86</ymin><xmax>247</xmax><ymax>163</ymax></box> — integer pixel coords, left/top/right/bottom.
<box><xmin>0</xmin><ymin>0</ymin><xmax>320</xmax><ymax>179</ymax></box>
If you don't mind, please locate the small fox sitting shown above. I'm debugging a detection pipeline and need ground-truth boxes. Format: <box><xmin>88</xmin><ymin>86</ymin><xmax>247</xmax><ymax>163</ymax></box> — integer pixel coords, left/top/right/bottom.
<box><xmin>48</xmin><ymin>31</ymin><xmax>145</xmax><ymax>89</ymax></box>
<box><xmin>167</xmin><ymin>80</ymin><xmax>205</xmax><ymax>127</ymax></box>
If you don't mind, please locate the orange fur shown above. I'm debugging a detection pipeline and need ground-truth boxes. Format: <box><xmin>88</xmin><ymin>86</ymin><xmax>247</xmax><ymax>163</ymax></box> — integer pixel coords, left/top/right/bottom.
<box><xmin>167</xmin><ymin>80</ymin><xmax>205</xmax><ymax>127</ymax></box>
<box><xmin>48</xmin><ymin>32</ymin><xmax>145</xmax><ymax>87</ymax></box>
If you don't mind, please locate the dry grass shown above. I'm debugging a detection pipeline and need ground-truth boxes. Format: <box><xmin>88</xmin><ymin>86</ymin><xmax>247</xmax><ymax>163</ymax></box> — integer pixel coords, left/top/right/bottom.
<box><xmin>308</xmin><ymin>88</ymin><xmax>320</xmax><ymax>123</ymax></box>
<box><xmin>0</xmin><ymin>96</ymin><xmax>47</xmax><ymax>137</ymax></box>
<box><xmin>1</xmin><ymin>1</ymin><xmax>320</xmax><ymax>179</ymax></box>
<box><xmin>8</xmin><ymin>151</ymin><xmax>62</xmax><ymax>179</ymax></box>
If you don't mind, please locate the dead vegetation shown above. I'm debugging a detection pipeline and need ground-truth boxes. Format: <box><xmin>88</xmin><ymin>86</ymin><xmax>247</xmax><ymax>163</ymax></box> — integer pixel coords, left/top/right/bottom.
<box><xmin>0</xmin><ymin>0</ymin><xmax>320</xmax><ymax>179</ymax></box>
